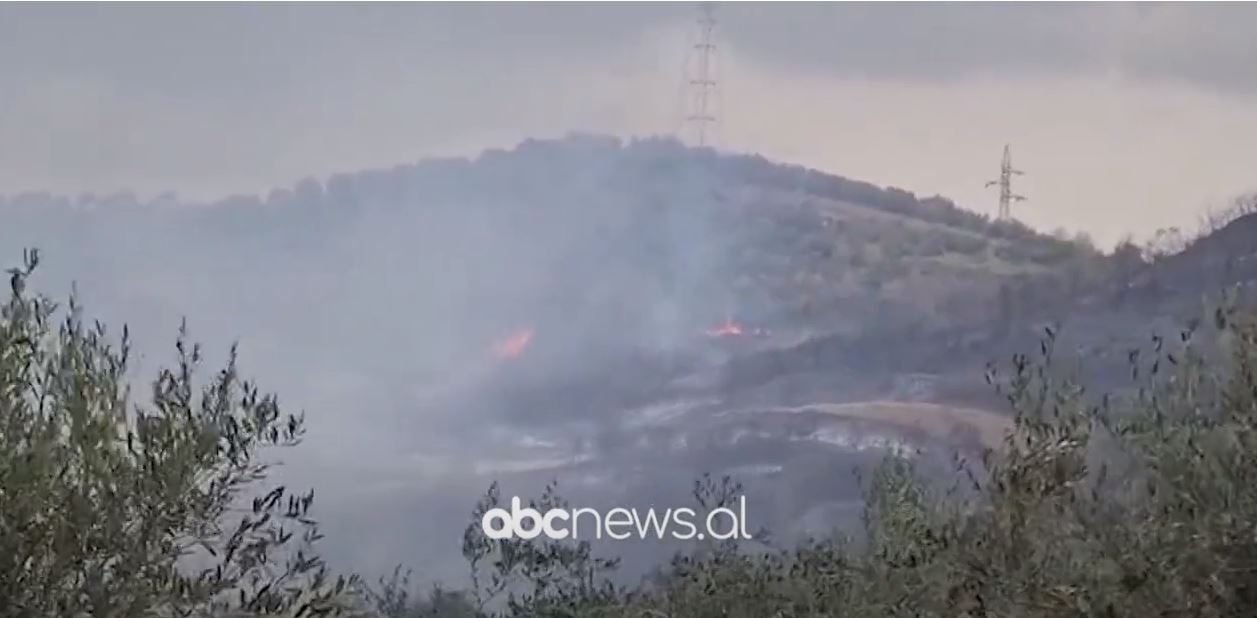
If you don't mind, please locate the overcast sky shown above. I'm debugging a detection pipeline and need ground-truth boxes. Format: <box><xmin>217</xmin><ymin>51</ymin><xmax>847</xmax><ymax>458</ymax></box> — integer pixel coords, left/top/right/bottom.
<box><xmin>2</xmin><ymin>3</ymin><xmax>1256</xmax><ymax>246</ymax></box>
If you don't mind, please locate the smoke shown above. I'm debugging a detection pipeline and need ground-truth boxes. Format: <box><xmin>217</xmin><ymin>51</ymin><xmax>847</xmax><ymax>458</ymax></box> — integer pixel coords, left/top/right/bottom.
<box><xmin>0</xmin><ymin>135</ymin><xmax>755</xmax><ymax>580</ymax></box>
<box><xmin>1</xmin><ymin>134</ymin><xmax>1018</xmax><ymax>587</ymax></box>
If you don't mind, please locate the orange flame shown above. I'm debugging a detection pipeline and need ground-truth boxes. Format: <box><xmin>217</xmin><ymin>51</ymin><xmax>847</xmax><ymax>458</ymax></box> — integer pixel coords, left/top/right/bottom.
<box><xmin>706</xmin><ymin>316</ymin><xmax>744</xmax><ymax>338</ymax></box>
<box><xmin>491</xmin><ymin>328</ymin><xmax>534</xmax><ymax>360</ymax></box>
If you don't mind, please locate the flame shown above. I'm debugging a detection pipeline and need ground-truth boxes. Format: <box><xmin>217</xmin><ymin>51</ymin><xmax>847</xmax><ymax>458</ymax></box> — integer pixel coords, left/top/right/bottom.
<box><xmin>490</xmin><ymin>328</ymin><xmax>534</xmax><ymax>360</ymax></box>
<box><xmin>706</xmin><ymin>316</ymin><xmax>744</xmax><ymax>338</ymax></box>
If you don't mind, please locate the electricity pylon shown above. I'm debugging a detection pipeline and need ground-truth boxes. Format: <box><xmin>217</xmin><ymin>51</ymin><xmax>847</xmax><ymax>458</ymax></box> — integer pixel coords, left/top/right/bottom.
<box><xmin>985</xmin><ymin>144</ymin><xmax>1026</xmax><ymax>221</ymax></box>
<box><xmin>682</xmin><ymin>3</ymin><xmax>719</xmax><ymax>147</ymax></box>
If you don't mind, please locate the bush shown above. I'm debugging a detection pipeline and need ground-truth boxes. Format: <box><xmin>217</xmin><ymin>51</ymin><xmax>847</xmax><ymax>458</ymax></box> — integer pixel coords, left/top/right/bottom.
<box><xmin>942</xmin><ymin>233</ymin><xmax>989</xmax><ymax>256</ymax></box>
<box><xmin>0</xmin><ymin>250</ymin><xmax>358</xmax><ymax>616</ymax></box>
<box><xmin>11</xmin><ymin>242</ymin><xmax>1257</xmax><ymax>617</ymax></box>
<box><xmin>378</xmin><ymin>292</ymin><xmax>1257</xmax><ymax>618</ymax></box>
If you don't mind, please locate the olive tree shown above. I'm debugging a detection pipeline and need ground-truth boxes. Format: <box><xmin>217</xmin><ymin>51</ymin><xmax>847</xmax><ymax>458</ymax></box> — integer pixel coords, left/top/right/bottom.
<box><xmin>0</xmin><ymin>250</ymin><xmax>357</xmax><ymax>617</ymax></box>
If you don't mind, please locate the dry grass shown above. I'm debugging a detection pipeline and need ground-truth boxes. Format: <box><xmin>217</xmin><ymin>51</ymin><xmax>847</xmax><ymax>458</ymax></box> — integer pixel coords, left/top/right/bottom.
<box><xmin>779</xmin><ymin>400</ymin><xmax>1012</xmax><ymax>450</ymax></box>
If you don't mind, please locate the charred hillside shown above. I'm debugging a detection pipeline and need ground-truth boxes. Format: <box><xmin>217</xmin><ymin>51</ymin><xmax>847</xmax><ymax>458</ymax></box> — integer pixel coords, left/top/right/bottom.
<box><xmin>0</xmin><ymin>134</ymin><xmax>1101</xmax><ymax>353</ymax></box>
<box><xmin>6</xmin><ymin>134</ymin><xmax>1245</xmax><ymax>580</ymax></box>
<box><xmin>5</xmin><ymin>134</ymin><xmax>1241</xmax><ymax>425</ymax></box>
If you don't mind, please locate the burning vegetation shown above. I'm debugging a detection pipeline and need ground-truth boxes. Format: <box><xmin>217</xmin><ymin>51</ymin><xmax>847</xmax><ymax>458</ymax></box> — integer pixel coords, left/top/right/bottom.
<box><xmin>705</xmin><ymin>315</ymin><xmax>769</xmax><ymax>338</ymax></box>
<box><xmin>490</xmin><ymin>328</ymin><xmax>533</xmax><ymax>360</ymax></box>
<box><xmin>706</xmin><ymin>315</ymin><xmax>744</xmax><ymax>337</ymax></box>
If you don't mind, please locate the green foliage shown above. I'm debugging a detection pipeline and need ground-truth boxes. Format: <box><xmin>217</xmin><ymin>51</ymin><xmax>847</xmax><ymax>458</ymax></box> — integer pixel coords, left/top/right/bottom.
<box><xmin>0</xmin><ymin>249</ymin><xmax>358</xmax><ymax>616</ymax></box>
<box><xmin>378</xmin><ymin>289</ymin><xmax>1257</xmax><ymax>617</ymax></box>
<box><xmin>941</xmin><ymin>234</ymin><xmax>989</xmax><ymax>257</ymax></box>
<box><xmin>11</xmin><ymin>241</ymin><xmax>1257</xmax><ymax>617</ymax></box>
<box><xmin>458</xmin><ymin>481</ymin><xmax>622</xmax><ymax>617</ymax></box>
<box><xmin>367</xmin><ymin>568</ymin><xmax>477</xmax><ymax>618</ymax></box>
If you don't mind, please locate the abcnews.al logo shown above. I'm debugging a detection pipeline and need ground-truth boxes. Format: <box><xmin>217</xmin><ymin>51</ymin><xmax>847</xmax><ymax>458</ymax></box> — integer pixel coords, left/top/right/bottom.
<box><xmin>482</xmin><ymin>497</ymin><xmax>753</xmax><ymax>541</ymax></box>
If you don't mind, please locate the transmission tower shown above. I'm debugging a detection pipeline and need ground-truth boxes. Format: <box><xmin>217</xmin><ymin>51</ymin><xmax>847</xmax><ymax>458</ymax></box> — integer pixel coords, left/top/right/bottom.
<box><xmin>985</xmin><ymin>144</ymin><xmax>1026</xmax><ymax>221</ymax></box>
<box><xmin>682</xmin><ymin>3</ymin><xmax>720</xmax><ymax>147</ymax></box>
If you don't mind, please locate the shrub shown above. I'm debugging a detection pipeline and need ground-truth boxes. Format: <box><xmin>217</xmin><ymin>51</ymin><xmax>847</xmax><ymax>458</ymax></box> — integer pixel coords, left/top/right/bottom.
<box><xmin>378</xmin><ymin>291</ymin><xmax>1257</xmax><ymax>618</ymax></box>
<box><xmin>0</xmin><ymin>250</ymin><xmax>357</xmax><ymax>616</ymax></box>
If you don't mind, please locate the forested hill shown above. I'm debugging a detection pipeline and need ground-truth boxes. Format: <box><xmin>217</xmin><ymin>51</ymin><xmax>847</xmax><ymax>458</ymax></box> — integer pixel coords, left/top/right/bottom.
<box><xmin>4</xmin><ymin>133</ymin><xmax>1253</xmax><ymax>591</ymax></box>
<box><xmin>0</xmin><ymin>134</ymin><xmax>1103</xmax><ymax>362</ymax></box>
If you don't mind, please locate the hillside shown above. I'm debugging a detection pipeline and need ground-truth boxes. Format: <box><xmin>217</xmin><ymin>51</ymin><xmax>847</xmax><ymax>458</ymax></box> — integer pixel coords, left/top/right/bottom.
<box><xmin>0</xmin><ymin>134</ymin><xmax>1098</xmax><ymax>350</ymax></box>
<box><xmin>0</xmin><ymin>134</ymin><xmax>1118</xmax><ymax>432</ymax></box>
<box><xmin>0</xmin><ymin>134</ymin><xmax>1209</xmax><ymax>580</ymax></box>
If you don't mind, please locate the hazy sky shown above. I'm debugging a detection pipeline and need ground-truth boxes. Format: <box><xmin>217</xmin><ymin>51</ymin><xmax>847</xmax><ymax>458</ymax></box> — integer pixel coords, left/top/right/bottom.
<box><xmin>3</xmin><ymin>3</ymin><xmax>1256</xmax><ymax>246</ymax></box>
